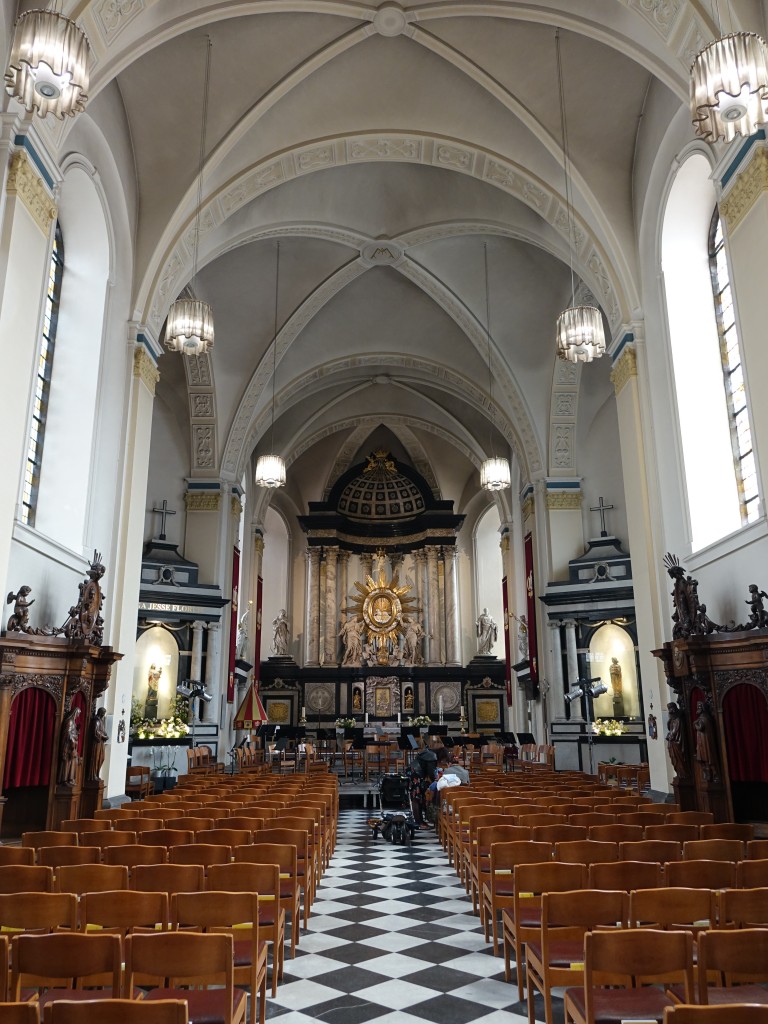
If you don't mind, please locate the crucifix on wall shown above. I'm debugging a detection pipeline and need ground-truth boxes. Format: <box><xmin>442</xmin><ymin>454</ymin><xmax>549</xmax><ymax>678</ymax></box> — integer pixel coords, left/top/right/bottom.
<box><xmin>590</xmin><ymin>496</ymin><xmax>614</xmax><ymax>537</ymax></box>
<box><xmin>152</xmin><ymin>499</ymin><xmax>176</xmax><ymax>541</ymax></box>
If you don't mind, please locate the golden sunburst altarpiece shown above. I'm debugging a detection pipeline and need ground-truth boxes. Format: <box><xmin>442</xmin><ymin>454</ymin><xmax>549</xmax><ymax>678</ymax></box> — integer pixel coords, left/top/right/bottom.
<box><xmin>344</xmin><ymin>557</ymin><xmax>419</xmax><ymax>665</ymax></box>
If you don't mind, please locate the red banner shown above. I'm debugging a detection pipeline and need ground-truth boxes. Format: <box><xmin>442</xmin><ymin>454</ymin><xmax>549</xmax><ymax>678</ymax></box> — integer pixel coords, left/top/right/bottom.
<box><xmin>502</xmin><ymin>575</ymin><xmax>512</xmax><ymax>706</ymax></box>
<box><xmin>524</xmin><ymin>533</ymin><xmax>539</xmax><ymax>686</ymax></box>
<box><xmin>227</xmin><ymin>546</ymin><xmax>240</xmax><ymax>704</ymax></box>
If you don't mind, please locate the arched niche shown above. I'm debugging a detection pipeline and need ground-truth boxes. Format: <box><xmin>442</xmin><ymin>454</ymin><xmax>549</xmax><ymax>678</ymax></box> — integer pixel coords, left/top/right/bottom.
<box><xmin>587</xmin><ymin>622</ymin><xmax>639</xmax><ymax>720</ymax></box>
<box><xmin>133</xmin><ymin>626</ymin><xmax>180</xmax><ymax>722</ymax></box>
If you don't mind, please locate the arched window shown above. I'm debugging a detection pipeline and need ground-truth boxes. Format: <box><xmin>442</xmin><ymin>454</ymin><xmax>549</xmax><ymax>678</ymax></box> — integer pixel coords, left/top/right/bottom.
<box><xmin>708</xmin><ymin>210</ymin><xmax>759</xmax><ymax>524</ymax></box>
<box><xmin>21</xmin><ymin>223</ymin><xmax>64</xmax><ymax>526</ymax></box>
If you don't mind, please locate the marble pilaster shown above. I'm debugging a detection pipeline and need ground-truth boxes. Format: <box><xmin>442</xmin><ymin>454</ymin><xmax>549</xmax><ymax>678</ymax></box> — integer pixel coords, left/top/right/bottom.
<box><xmin>190</xmin><ymin>620</ymin><xmax>205</xmax><ymax>722</ymax></box>
<box><xmin>324</xmin><ymin>546</ymin><xmax>339</xmax><ymax>665</ymax></box>
<box><xmin>564</xmin><ymin>619</ymin><xmax>583</xmax><ymax>720</ymax></box>
<box><xmin>443</xmin><ymin>546</ymin><xmax>460</xmax><ymax>665</ymax></box>
<box><xmin>203</xmin><ymin>621</ymin><xmax>220</xmax><ymax>723</ymax></box>
<box><xmin>305</xmin><ymin>548</ymin><xmax>321</xmax><ymax>666</ymax></box>
<box><xmin>548</xmin><ymin>621</ymin><xmax>566</xmax><ymax>719</ymax></box>
<box><xmin>426</xmin><ymin>545</ymin><xmax>441</xmax><ymax>666</ymax></box>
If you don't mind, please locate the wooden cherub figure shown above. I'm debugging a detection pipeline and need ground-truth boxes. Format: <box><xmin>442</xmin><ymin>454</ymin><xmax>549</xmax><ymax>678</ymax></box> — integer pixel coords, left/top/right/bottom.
<box><xmin>6</xmin><ymin>586</ymin><xmax>34</xmax><ymax>632</ymax></box>
<box><xmin>746</xmin><ymin>584</ymin><xmax>768</xmax><ymax>629</ymax></box>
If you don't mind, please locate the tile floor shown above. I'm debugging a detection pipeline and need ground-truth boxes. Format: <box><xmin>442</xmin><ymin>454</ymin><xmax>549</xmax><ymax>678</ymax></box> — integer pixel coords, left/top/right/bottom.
<box><xmin>265</xmin><ymin>809</ymin><xmax>560</xmax><ymax>1023</ymax></box>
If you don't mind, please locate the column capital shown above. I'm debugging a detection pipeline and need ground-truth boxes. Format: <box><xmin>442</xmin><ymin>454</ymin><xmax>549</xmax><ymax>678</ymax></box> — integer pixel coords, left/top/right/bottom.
<box><xmin>253</xmin><ymin>535</ymin><xmax>264</xmax><ymax>555</ymax></box>
<box><xmin>442</xmin><ymin>544</ymin><xmax>457</xmax><ymax>563</ymax></box>
<box><xmin>610</xmin><ymin>344</ymin><xmax>638</xmax><ymax>397</ymax></box>
<box><xmin>720</xmin><ymin>142</ymin><xmax>768</xmax><ymax>233</ymax></box>
<box><xmin>307</xmin><ymin>546</ymin><xmax>321</xmax><ymax>564</ymax></box>
<box><xmin>206</xmin><ymin>620</ymin><xmax>220</xmax><ymax>633</ymax></box>
<box><xmin>6</xmin><ymin>149</ymin><xmax>57</xmax><ymax>234</ymax></box>
<box><xmin>133</xmin><ymin>345</ymin><xmax>160</xmax><ymax>397</ymax></box>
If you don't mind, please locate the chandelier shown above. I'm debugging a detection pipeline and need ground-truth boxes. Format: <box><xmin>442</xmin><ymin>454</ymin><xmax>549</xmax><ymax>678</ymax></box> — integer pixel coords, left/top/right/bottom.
<box><xmin>255</xmin><ymin>241</ymin><xmax>286</xmax><ymax>489</ymax></box>
<box><xmin>5</xmin><ymin>9</ymin><xmax>90</xmax><ymax>119</ymax></box>
<box><xmin>479</xmin><ymin>242</ymin><xmax>511</xmax><ymax>492</ymax></box>
<box><xmin>691</xmin><ymin>31</ymin><xmax>768</xmax><ymax>143</ymax></box>
<box><xmin>554</xmin><ymin>29</ymin><xmax>606</xmax><ymax>364</ymax></box>
<box><xmin>166</xmin><ymin>38</ymin><xmax>214</xmax><ymax>356</ymax></box>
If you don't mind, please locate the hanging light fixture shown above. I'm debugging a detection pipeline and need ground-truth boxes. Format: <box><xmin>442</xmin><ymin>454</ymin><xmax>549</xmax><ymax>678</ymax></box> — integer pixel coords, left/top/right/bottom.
<box><xmin>255</xmin><ymin>241</ymin><xmax>286</xmax><ymax>489</ymax></box>
<box><xmin>166</xmin><ymin>38</ymin><xmax>214</xmax><ymax>356</ymax></box>
<box><xmin>479</xmin><ymin>242</ymin><xmax>511</xmax><ymax>492</ymax></box>
<box><xmin>691</xmin><ymin>24</ymin><xmax>768</xmax><ymax>143</ymax></box>
<box><xmin>5</xmin><ymin>7</ymin><xmax>90</xmax><ymax>120</ymax></box>
<box><xmin>554</xmin><ymin>29</ymin><xmax>606</xmax><ymax>365</ymax></box>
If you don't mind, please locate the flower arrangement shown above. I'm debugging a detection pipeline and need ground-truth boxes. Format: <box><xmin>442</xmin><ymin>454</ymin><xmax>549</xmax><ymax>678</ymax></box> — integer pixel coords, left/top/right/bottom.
<box><xmin>409</xmin><ymin>715</ymin><xmax>432</xmax><ymax>727</ymax></box>
<box><xmin>592</xmin><ymin>718</ymin><xmax>627</xmax><ymax>737</ymax></box>
<box><xmin>335</xmin><ymin>717</ymin><xmax>356</xmax><ymax>729</ymax></box>
<box><xmin>133</xmin><ymin>715</ymin><xmax>190</xmax><ymax>740</ymax></box>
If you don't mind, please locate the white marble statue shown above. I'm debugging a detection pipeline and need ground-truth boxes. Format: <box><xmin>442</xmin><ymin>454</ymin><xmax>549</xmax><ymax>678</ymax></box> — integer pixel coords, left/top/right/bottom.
<box><xmin>271</xmin><ymin>609</ymin><xmax>289</xmax><ymax>656</ymax></box>
<box><xmin>476</xmin><ymin>607</ymin><xmax>498</xmax><ymax>655</ymax></box>
<box><xmin>339</xmin><ymin>615</ymin><xmax>364</xmax><ymax>666</ymax></box>
<box><xmin>402</xmin><ymin>615</ymin><xmax>425</xmax><ymax>666</ymax></box>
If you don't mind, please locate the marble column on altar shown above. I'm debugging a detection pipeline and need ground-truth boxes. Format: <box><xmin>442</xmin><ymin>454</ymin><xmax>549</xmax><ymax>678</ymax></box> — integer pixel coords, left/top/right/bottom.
<box><xmin>305</xmin><ymin>548</ymin><xmax>321</xmax><ymax>666</ymax></box>
<box><xmin>324</xmin><ymin>546</ymin><xmax>339</xmax><ymax>665</ymax></box>
<box><xmin>360</xmin><ymin>551</ymin><xmax>373</xmax><ymax>581</ymax></box>
<box><xmin>190</xmin><ymin>620</ymin><xmax>205</xmax><ymax>721</ymax></box>
<box><xmin>390</xmin><ymin>551</ymin><xmax>403</xmax><ymax>577</ymax></box>
<box><xmin>426</xmin><ymin>545</ymin><xmax>441</xmax><ymax>666</ymax></box>
<box><xmin>413</xmin><ymin>549</ymin><xmax>427</xmax><ymax>660</ymax></box>
<box><xmin>564</xmin><ymin>619</ymin><xmax>582</xmax><ymax>720</ymax></box>
<box><xmin>443</xmin><ymin>545</ymin><xmax>460</xmax><ymax>666</ymax></box>
<box><xmin>203</xmin><ymin>621</ymin><xmax>219</xmax><ymax>723</ymax></box>
<box><xmin>338</xmin><ymin>549</ymin><xmax>350</xmax><ymax>610</ymax></box>
<box><xmin>548</xmin><ymin>620</ymin><xmax>566</xmax><ymax>719</ymax></box>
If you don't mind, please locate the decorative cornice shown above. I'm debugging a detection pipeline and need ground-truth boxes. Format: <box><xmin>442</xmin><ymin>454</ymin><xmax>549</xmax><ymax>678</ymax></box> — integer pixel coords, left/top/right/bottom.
<box><xmin>133</xmin><ymin>346</ymin><xmax>159</xmax><ymax>395</ymax></box>
<box><xmin>546</xmin><ymin>491</ymin><xmax>582</xmax><ymax>510</ymax></box>
<box><xmin>522</xmin><ymin>495</ymin><xmax>535</xmax><ymax>520</ymax></box>
<box><xmin>185</xmin><ymin>492</ymin><xmax>221</xmax><ymax>512</ymax></box>
<box><xmin>720</xmin><ymin>146</ymin><xmax>768</xmax><ymax>234</ymax></box>
<box><xmin>6</xmin><ymin>151</ymin><xmax>57</xmax><ymax>235</ymax></box>
<box><xmin>610</xmin><ymin>345</ymin><xmax>638</xmax><ymax>396</ymax></box>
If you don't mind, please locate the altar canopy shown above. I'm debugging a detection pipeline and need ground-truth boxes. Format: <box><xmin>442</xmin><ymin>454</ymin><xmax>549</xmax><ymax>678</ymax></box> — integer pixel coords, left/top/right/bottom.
<box><xmin>234</xmin><ymin>681</ymin><xmax>268</xmax><ymax>730</ymax></box>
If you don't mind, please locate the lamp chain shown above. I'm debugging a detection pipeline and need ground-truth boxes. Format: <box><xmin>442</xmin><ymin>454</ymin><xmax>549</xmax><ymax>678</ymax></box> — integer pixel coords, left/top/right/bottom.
<box><xmin>270</xmin><ymin>241</ymin><xmax>280</xmax><ymax>455</ymax></box>
<box><xmin>192</xmin><ymin>36</ymin><xmax>212</xmax><ymax>292</ymax></box>
<box><xmin>555</xmin><ymin>28</ymin><xmax>576</xmax><ymax>308</ymax></box>
<box><xmin>484</xmin><ymin>241</ymin><xmax>495</xmax><ymax>458</ymax></box>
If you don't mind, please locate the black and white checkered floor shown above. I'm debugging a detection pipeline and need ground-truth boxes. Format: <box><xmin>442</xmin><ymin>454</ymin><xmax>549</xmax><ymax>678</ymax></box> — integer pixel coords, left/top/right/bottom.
<box><xmin>266</xmin><ymin>809</ymin><xmax>559</xmax><ymax>1023</ymax></box>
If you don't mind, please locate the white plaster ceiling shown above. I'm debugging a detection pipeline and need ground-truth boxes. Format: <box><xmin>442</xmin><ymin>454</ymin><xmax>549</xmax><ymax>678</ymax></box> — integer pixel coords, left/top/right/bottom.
<box><xmin>36</xmin><ymin>1</ymin><xmax>766</xmax><ymax>515</ymax></box>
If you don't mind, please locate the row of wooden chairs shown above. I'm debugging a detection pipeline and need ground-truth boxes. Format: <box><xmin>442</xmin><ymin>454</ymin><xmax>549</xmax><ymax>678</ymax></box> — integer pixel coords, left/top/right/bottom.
<box><xmin>0</xmin><ymin>1002</ymin><xmax>188</xmax><ymax>1024</ymax></box>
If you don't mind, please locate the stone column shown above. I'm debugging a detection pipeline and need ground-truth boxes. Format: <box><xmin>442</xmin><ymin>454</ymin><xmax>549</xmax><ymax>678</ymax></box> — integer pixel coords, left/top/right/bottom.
<box><xmin>360</xmin><ymin>551</ymin><xmax>373</xmax><ymax>581</ymax></box>
<box><xmin>338</xmin><ymin>549</ymin><xmax>350</xmax><ymax>612</ymax></box>
<box><xmin>305</xmin><ymin>548</ymin><xmax>321</xmax><ymax>666</ymax></box>
<box><xmin>548</xmin><ymin>621</ymin><xmax>566</xmax><ymax>720</ymax></box>
<box><xmin>426</xmin><ymin>546</ymin><xmax>441</xmax><ymax>666</ymax></box>
<box><xmin>564</xmin><ymin>619</ymin><xmax>583</xmax><ymax>720</ymax></box>
<box><xmin>203</xmin><ymin>621</ymin><xmax>220</xmax><ymax>723</ymax></box>
<box><xmin>250</xmin><ymin>533</ymin><xmax>264</xmax><ymax>666</ymax></box>
<box><xmin>443</xmin><ymin>546</ymin><xmax>460</xmax><ymax>665</ymax></box>
<box><xmin>190</xmin><ymin>621</ymin><xmax>205</xmax><ymax>722</ymax></box>
<box><xmin>324</xmin><ymin>546</ymin><xmax>339</xmax><ymax>665</ymax></box>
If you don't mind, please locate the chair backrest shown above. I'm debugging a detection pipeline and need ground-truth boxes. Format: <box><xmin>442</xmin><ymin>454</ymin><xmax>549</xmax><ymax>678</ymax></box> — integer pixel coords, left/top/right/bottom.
<box><xmin>700</xmin><ymin>823</ymin><xmax>754</xmax><ymax>843</ymax></box>
<box><xmin>115</xmin><ymin>818</ymin><xmax>163</xmax><ymax>834</ymax></box>
<box><xmin>38</xmin><ymin>846</ymin><xmax>100</xmax><ymax>868</ymax></box>
<box><xmin>589</xmin><ymin>859</ymin><xmax>663</xmax><ymax>891</ymax></box>
<box><xmin>234</xmin><ymin>842</ymin><xmax>297</xmax><ymax>875</ymax></box>
<box><xmin>737</xmin><ymin>859</ymin><xmax>768</xmax><ymax>888</ymax></box>
<box><xmin>224</xmin><ymin>815</ymin><xmax>266</xmax><ymax>832</ymax></box>
<box><xmin>208</xmin><ymin>861</ymin><xmax>280</xmax><ymax>902</ymax></box>
<box><xmin>644</xmin><ymin>823</ymin><xmax>700</xmax><ymax>844</ymax></box>
<box><xmin>0</xmin><ymin>865</ymin><xmax>53</xmax><ymax>893</ymax></box>
<box><xmin>125</xmin><ymin>932</ymin><xmax>235</xmax><ymax>1011</ymax></box>
<box><xmin>583</xmin><ymin>928</ymin><xmax>694</xmax><ymax>1013</ymax></box>
<box><xmin>132</xmin><ymin>863</ymin><xmax>205</xmax><ymax>895</ymax></box>
<box><xmin>22</xmin><ymin>831</ymin><xmax>77</xmax><ymax>851</ymax></box>
<box><xmin>617</xmin><ymin>811</ymin><xmax>667</xmax><ymax>827</ymax></box>
<box><xmin>630</xmin><ymin>886</ymin><xmax>716</xmax><ymax>930</ymax></box>
<box><xmin>516</xmin><ymin>813</ymin><xmax>567</xmax><ymax>829</ymax></box>
<box><xmin>57</xmin><ymin>863</ymin><xmax>129</xmax><ymax>895</ymax></box>
<box><xmin>748</xmin><ymin>840</ymin><xmax>768</xmax><ymax>860</ymax></box>
<box><xmin>663</xmin><ymin>1006</ymin><xmax>768</xmax><ymax>1023</ymax></box>
<box><xmin>92</xmin><ymin>831</ymin><xmax>139</xmax><ymax>850</ymax></box>
<box><xmin>555</xmin><ymin>840</ymin><xmax>619</xmax><ymax>866</ymax></box>
<box><xmin>568</xmin><ymin>813</ymin><xmax>616</xmax><ymax>828</ymax></box>
<box><xmin>140</xmin><ymin>829</ymin><xmax>195</xmax><ymax>848</ymax></box>
<box><xmin>49</xmin><ymin>999</ymin><xmax>188</xmax><ymax>1024</ymax></box>
<box><xmin>104</xmin><ymin>844</ymin><xmax>167</xmax><ymax>869</ymax></box>
<box><xmin>488</xmin><ymin>839</ymin><xmax>553</xmax><ymax>874</ymax></box>
<box><xmin>665</xmin><ymin>859</ymin><xmax>737</xmax><ymax>889</ymax></box>
<box><xmin>61</xmin><ymin>819</ymin><xmax>113</xmax><ymax>834</ymax></box>
<box><xmin>718</xmin><ymin>887</ymin><xmax>768</xmax><ymax>927</ymax></box>
<box><xmin>0</xmin><ymin>847</ymin><xmax>35</xmax><ymax>865</ymax></box>
<box><xmin>196</xmin><ymin>828</ymin><xmax>252</xmax><ymax>848</ymax></box>
<box><xmin>172</xmin><ymin>890</ymin><xmax>259</xmax><ymax>941</ymax></box>
<box><xmin>683</xmin><ymin>839</ymin><xmax>745</xmax><ymax>862</ymax></box>
<box><xmin>169</xmin><ymin>844</ymin><xmax>231</xmax><ymax>868</ymax></box>
<box><xmin>542</xmin><ymin>887</ymin><xmax>629</xmax><ymax>935</ymax></box>
<box><xmin>619</xmin><ymin>839</ymin><xmax>682</xmax><ymax>863</ymax></box>
<box><xmin>0</xmin><ymin>891</ymin><xmax>77</xmax><ymax>932</ymax></box>
<box><xmin>11</xmin><ymin>932</ymin><xmax>121</xmax><ymax>995</ymax></box>
<box><xmin>94</xmin><ymin>808</ymin><xmax>140</xmax><ymax>821</ymax></box>
<box><xmin>0</xmin><ymin>1003</ymin><xmax>38</xmax><ymax>1024</ymax></box>
<box><xmin>667</xmin><ymin>811</ymin><xmax>715</xmax><ymax>826</ymax></box>
<box><xmin>697</xmin><ymin>927</ymin><xmax>768</xmax><ymax>997</ymax></box>
<box><xmin>80</xmin><ymin>890</ymin><xmax>169</xmax><ymax>934</ymax></box>
<box><xmin>532</xmin><ymin>824</ymin><xmax>588</xmax><ymax>844</ymax></box>
<box><xmin>588</xmin><ymin>823</ymin><xmax>644</xmax><ymax>844</ymax></box>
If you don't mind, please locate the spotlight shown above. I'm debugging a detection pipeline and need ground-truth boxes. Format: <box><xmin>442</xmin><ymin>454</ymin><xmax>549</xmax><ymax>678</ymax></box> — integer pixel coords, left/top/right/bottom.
<box><xmin>565</xmin><ymin>687</ymin><xmax>583</xmax><ymax>704</ymax></box>
<box><xmin>177</xmin><ymin>680</ymin><xmax>212</xmax><ymax>703</ymax></box>
<box><xmin>589</xmin><ymin>682</ymin><xmax>608</xmax><ymax>699</ymax></box>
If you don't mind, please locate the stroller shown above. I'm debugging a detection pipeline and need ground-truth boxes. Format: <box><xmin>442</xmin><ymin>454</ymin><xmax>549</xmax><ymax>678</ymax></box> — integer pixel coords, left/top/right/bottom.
<box><xmin>369</xmin><ymin>773</ymin><xmax>416</xmax><ymax>845</ymax></box>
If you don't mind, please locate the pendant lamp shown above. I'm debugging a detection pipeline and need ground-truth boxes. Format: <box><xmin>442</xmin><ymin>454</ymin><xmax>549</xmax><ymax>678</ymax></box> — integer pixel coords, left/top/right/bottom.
<box><xmin>691</xmin><ymin>30</ymin><xmax>768</xmax><ymax>143</ymax></box>
<box><xmin>166</xmin><ymin>38</ymin><xmax>214</xmax><ymax>356</ymax></box>
<box><xmin>255</xmin><ymin>241</ymin><xmax>286</xmax><ymax>489</ymax></box>
<box><xmin>5</xmin><ymin>8</ymin><xmax>90</xmax><ymax>120</ymax></box>
<box><xmin>554</xmin><ymin>29</ymin><xmax>606</xmax><ymax>364</ymax></box>
<box><xmin>479</xmin><ymin>242</ymin><xmax>511</xmax><ymax>492</ymax></box>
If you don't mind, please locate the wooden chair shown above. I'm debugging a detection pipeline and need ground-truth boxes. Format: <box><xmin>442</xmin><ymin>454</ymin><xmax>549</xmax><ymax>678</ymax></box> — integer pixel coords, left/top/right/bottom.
<box><xmin>668</xmin><ymin>811</ymin><xmax>715</xmax><ymax>827</ymax></box>
<box><xmin>589</xmin><ymin>859</ymin><xmax>663</xmax><ymax>891</ymax></box>
<box><xmin>80</xmin><ymin>889</ymin><xmax>169</xmax><ymax>935</ymax></box>
<box><xmin>0</xmin><ymin>865</ymin><xmax>54</xmax><ymax>893</ymax></box>
<box><xmin>124</xmin><ymin>932</ymin><xmax>246</xmax><ymax>1024</ymax></box>
<box><xmin>695</xmin><ymin>928</ymin><xmax>768</xmax><ymax>1005</ymax></box>
<box><xmin>11</xmin><ymin>932</ymin><xmax>122</xmax><ymax>1011</ymax></box>
<box><xmin>664</xmin><ymin>1007</ymin><xmax>768</xmax><ymax>1023</ymax></box>
<box><xmin>748</xmin><ymin>841</ymin><xmax>768</xmax><ymax>860</ymax></box>
<box><xmin>114</xmin><ymin>819</ymin><xmax>163</xmax><ymax>835</ymax></box>
<box><xmin>568</xmin><ymin>812</ymin><xmax>616</xmax><ymax>829</ymax></box>
<box><xmin>94</xmin><ymin>808</ymin><xmax>140</xmax><ymax>821</ymax></box>
<box><xmin>126</xmin><ymin>766</ymin><xmax>153</xmax><ymax>800</ymax></box>
<box><xmin>683</xmin><ymin>839</ymin><xmax>746</xmax><ymax>862</ymax></box>
<box><xmin>131</xmin><ymin>864</ymin><xmax>205</xmax><ymax>896</ymax></box>
<box><xmin>630</xmin><ymin>886</ymin><xmax>716</xmax><ymax>934</ymax></box>
<box><xmin>254</xmin><ymin>827</ymin><xmax>314</xmax><ymax>928</ymax></box>
<box><xmin>56</xmin><ymin>864</ymin><xmax>129</xmax><ymax>896</ymax></box>
<box><xmin>139</xmin><ymin>830</ymin><xmax>194</xmax><ymax>849</ymax></box>
<box><xmin>617</xmin><ymin>810</ymin><xmax>667</xmax><ymax>827</ymax></box>
<box><xmin>620</xmin><ymin>839</ymin><xmax>682</xmax><ymax>864</ymax></box>
<box><xmin>0</xmin><ymin>847</ymin><xmax>35</xmax><ymax>865</ymax></box>
<box><xmin>562</xmin><ymin>928</ymin><xmax>694</xmax><ymax>1024</ymax></box>
<box><xmin>172</xmin><ymin>891</ymin><xmax>268</xmax><ymax>1024</ymax></box>
<box><xmin>526</xmin><ymin>888</ymin><xmax>629</xmax><ymax>1024</ymax></box>
<box><xmin>91</xmin><ymin>832</ymin><xmax>138</xmax><ymax>853</ymax></box>
<box><xmin>22</xmin><ymin>832</ymin><xmax>78</xmax><ymax>855</ymax></box>
<box><xmin>104</xmin><ymin>845</ymin><xmax>166</xmax><ymax>873</ymax></box>
<box><xmin>38</xmin><ymin>847</ymin><xmax>101</xmax><ymax>869</ymax></box>
<box><xmin>470</xmin><ymin>824</ymin><xmax>530</xmax><ymax>918</ymax></box>
<box><xmin>197</xmin><ymin>828</ymin><xmax>253</xmax><ymax>850</ymax></box>
<box><xmin>587</xmin><ymin>823</ymin><xmax>643</xmax><ymax>844</ymax></box>
<box><xmin>554</xmin><ymin>840</ymin><xmax>619</xmax><ymax>866</ymax></box>
<box><xmin>461</xmin><ymin>813</ymin><xmax>517</xmax><ymax>893</ymax></box>
<box><xmin>61</xmin><ymin>820</ymin><xmax>113</xmax><ymax>836</ymax></box>
<box><xmin>49</xmin><ymin>1000</ymin><xmax>188</xmax><ymax>1024</ymax></box>
<box><xmin>0</xmin><ymin>1005</ymin><xmax>37</xmax><ymax>1024</ymax></box>
<box><xmin>646</xmin><ymin>823</ymin><xmax>701</xmax><ymax>844</ymax></box>
<box><xmin>719</xmin><ymin>887</ymin><xmax>768</xmax><ymax>927</ymax></box>
<box><xmin>738</xmin><ymin>860</ymin><xmax>768</xmax><ymax>888</ymax></box>
<box><xmin>168</xmin><ymin>844</ymin><xmax>231</xmax><ymax>871</ymax></box>
<box><xmin>701</xmin><ymin>823</ymin><xmax>754</xmax><ymax>843</ymax></box>
<box><xmin>208</xmin><ymin>862</ymin><xmax>286</xmax><ymax>997</ymax></box>
<box><xmin>0</xmin><ymin>892</ymin><xmax>77</xmax><ymax>934</ymax></box>
<box><xmin>665</xmin><ymin>859</ymin><xmax>737</xmax><ymax>890</ymax></box>
<box><xmin>234</xmin><ymin>844</ymin><xmax>300</xmax><ymax>958</ymax></box>
<box><xmin>502</xmin><ymin>860</ymin><xmax>587</xmax><ymax>999</ymax></box>
<box><xmin>481</xmin><ymin>840</ymin><xmax>553</xmax><ymax>954</ymax></box>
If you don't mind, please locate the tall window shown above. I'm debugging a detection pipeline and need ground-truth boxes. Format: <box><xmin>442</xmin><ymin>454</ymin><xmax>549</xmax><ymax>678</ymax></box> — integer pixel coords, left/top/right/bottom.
<box><xmin>709</xmin><ymin>211</ymin><xmax>759</xmax><ymax>524</ymax></box>
<box><xmin>22</xmin><ymin>223</ymin><xmax>63</xmax><ymax>526</ymax></box>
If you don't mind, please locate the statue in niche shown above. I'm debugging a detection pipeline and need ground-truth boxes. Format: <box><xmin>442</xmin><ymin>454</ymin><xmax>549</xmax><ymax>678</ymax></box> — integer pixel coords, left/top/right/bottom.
<box><xmin>609</xmin><ymin>657</ymin><xmax>625</xmax><ymax>716</ymax></box>
<box><xmin>693</xmin><ymin>699</ymin><xmax>719</xmax><ymax>782</ymax></box>
<box><xmin>402</xmin><ymin>616</ymin><xmax>425</xmax><ymax>666</ymax></box>
<box><xmin>746</xmin><ymin>584</ymin><xmax>768</xmax><ymax>629</ymax></box>
<box><xmin>87</xmin><ymin>707</ymin><xmax>108</xmax><ymax>782</ymax></box>
<box><xmin>476</xmin><ymin>608</ymin><xmax>498</xmax><ymax>656</ymax></box>
<box><xmin>403</xmin><ymin>686</ymin><xmax>414</xmax><ymax>711</ymax></box>
<box><xmin>665</xmin><ymin>702</ymin><xmax>687</xmax><ymax>778</ymax></box>
<box><xmin>145</xmin><ymin>664</ymin><xmax>161</xmax><ymax>720</ymax></box>
<box><xmin>116</xmin><ymin>716</ymin><xmax>126</xmax><ymax>744</ymax></box>
<box><xmin>58</xmin><ymin>706</ymin><xmax>81</xmax><ymax>787</ymax></box>
<box><xmin>339</xmin><ymin>615</ymin><xmax>364</xmax><ymax>666</ymax></box>
<box><xmin>271</xmin><ymin>610</ymin><xmax>289</xmax><ymax>657</ymax></box>
<box><xmin>352</xmin><ymin>688</ymin><xmax>362</xmax><ymax>712</ymax></box>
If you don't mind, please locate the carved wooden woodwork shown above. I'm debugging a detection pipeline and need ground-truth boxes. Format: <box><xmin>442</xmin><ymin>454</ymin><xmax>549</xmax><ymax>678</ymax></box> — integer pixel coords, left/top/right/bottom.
<box><xmin>654</xmin><ymin>630</ymin><xmax>768</xmax><ymax>822</ymax></box>
<box><xmin>0</xmin><ymin>635</ymin><xmax>121</xmax><ymax>836</ymax></box>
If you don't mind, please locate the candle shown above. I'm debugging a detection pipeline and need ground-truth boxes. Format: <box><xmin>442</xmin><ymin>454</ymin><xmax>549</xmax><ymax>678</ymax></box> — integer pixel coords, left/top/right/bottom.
<box><xmin>301</xmin><ymin>706</ymin><xmax>306</xmax><ymax>718</ymax></box>
<box><xmin>461</xmin><ymin>706</ymin><xmax>465</xmax><ymax>718</ymax></box>
<box><xmin>365</xmin><ymin>712</ymin><xmax>369</xmax><ymax>725</ymax></box>
<box><xmin>397</xmin><ymin>712</ymin><xmax>401</xmax><ymax>724</ymax></box>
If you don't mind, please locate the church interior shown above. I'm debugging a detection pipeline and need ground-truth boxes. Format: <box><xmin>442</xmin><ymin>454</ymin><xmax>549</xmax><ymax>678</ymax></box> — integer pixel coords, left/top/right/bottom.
<box><xmin>1</xmin><ymin>2</ymin><xmax>768</xmax><ymax>1019</ymax></box>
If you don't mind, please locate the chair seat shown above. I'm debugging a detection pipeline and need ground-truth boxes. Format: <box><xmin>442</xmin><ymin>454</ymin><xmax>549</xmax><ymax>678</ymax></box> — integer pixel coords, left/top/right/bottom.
<box><xmin>667</xmin><ymin>983</ymin><xmax>768</xmax><ymax>1006</ymax></box>
<box><xmin>501</xmin><ymin>907</ymin><xmax>541</xmax><ymax>928</ymax></box>
<box><xmin>146</xmin><ymin>986</ymin><xmax>248</xmax><ymax>1024</ymax></box>
<box><xmin>37</xmin><ymin>988</ymin><xmax>123</xmax><ymax>1008</ymax></box>
<box><xmin>527</xmin><ymin>938</ymin><xmax>583</xmax><ymax>967</ymax></box>
<box><xmin>566</xmin><ymin>984</ymin><xmax>673</xmax><ymax>1023</ymax></box>
<box><xmin>233</xmin><ymin>938</ymin><xmax>269</xmax><ymax>967</ymax></box>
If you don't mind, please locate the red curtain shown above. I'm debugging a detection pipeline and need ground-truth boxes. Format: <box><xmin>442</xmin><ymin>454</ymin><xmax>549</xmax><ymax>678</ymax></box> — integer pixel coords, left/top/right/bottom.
<box><xmin>723</xmin><ymin>684</ymin><xmax>768</xmax><ymax>783</ymax></box>
<box><xmin>3</xmin><ymin>687</ymin><xmax>56</xmax><ymax>790</ymax></box>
